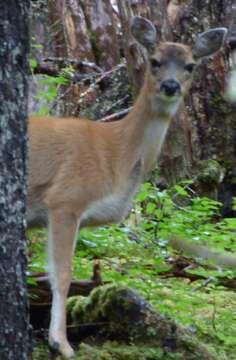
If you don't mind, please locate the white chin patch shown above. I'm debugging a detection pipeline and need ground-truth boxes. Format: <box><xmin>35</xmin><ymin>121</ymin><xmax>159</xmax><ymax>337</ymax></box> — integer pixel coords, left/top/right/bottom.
<box><xmin>159</xmin><ymin>92</ymin><xmax>181</xmax><ymax>103</ymax></box>
<box><xmin>151</xmin><ymin>93</ymin><xmax>182</xmax><ymax>116</ymax></box>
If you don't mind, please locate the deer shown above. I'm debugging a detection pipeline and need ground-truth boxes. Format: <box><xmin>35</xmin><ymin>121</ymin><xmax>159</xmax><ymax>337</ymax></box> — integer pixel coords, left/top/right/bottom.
<box><xmin>27</xmin><ymin>17</ymin><xmax>228</xmax><ymax>358</ymax></box>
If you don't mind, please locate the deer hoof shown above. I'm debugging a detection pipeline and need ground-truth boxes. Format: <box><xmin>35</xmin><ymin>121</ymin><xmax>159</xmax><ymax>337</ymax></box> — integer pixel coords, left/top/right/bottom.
<box><xmin>49</xmin><ymin>338</ymin><xmax>75</xmax><ymax>358</ymax></box>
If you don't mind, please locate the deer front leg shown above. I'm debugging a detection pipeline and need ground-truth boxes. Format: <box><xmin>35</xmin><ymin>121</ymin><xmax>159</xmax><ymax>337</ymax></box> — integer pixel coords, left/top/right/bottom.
<box><xmin>47</xmin><ymin>208</ymin><xmax>78</xmax><ymax>358</ymax></box>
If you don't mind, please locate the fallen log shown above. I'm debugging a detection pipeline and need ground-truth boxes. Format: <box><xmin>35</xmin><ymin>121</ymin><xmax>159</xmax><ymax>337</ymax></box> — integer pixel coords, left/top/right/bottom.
<box><xmin>65</xmin><ymin>284</ymin><xmax>217</xmax><ymax>360</ymax></box>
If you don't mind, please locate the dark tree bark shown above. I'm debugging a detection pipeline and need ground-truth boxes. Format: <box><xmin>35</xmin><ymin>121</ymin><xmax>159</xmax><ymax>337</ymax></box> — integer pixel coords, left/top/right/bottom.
<box><xmin>0</xmin><ymin>1</ymin><xmax>30</xmax><ymax>359</ymax></box>
<box><xmin>81</xmin><ymin>0</ymin><xmax>120</xmax><ymax>69</ymax></box>
<box><xmin>48</xmin><ymin>0</ymin><xmax>119</xmax><ymax>69</ymax></box>
<box><xmin>160</xmin><ymin>0</ymin><xmax>236</xmax><ymax>211</ymax></box>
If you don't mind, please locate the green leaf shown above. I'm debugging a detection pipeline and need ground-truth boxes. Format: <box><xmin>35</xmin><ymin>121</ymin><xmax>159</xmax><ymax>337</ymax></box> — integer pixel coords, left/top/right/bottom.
<box><xmin>224</xmin><ymin>218</ymin><xmax>236</xmax><ymax>229</ymax></box>
<box><xmin>174</xmin><ymin>185</ymin><xmax>189</xmax><ymax>196</ymax></box>
<box><xmin>146</xmin><ymin>202</ymin><xmax>156</xmax><ymax>214</ymax></box>
<box><xmin>29</xmin><ymin>58</ymin><xmax>38</xmax><ymax>69</ymax></box>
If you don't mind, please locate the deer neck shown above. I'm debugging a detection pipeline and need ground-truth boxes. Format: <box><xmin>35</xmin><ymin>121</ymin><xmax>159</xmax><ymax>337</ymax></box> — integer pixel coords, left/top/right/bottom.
<box><xmin>119</xmin><ymin>72</ymin><xmax>182</xmax><ymax>177</ymax></box>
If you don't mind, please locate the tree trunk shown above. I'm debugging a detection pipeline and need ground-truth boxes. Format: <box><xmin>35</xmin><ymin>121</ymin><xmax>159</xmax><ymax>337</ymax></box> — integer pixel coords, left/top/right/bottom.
<box><xmin>0</xmin><ymin>1</ymin><xmax>30</xmax><ymax>359</ymax></box>
<box><xmin>81</xmin><ymin>0</ymin><xmax>120</xmax><ymax>69</ymax></box>
<box><xmin>160</xmin><ymin>0</ymin><xmax>236</xmax><ymax>213</ymax></box>
<box><xmin>48</xmin><ymin>0</ymin><xmax>119</xmax><ymax>68</ymax></box>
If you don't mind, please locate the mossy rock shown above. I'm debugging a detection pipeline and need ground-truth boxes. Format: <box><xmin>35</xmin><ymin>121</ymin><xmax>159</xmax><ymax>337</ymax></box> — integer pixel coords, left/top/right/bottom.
<box><xmin>66</xmin><ymin>283</ymin><xmax>216</xmax><ymax>360</ymax></box>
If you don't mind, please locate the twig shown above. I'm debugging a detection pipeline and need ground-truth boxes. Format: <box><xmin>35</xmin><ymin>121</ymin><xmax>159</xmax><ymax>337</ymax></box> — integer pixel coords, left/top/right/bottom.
<box><xmin>191</xmin><ymin>277</ymin><xmax>215</xmax><ymax>292</ymax></box>
<box><xmin>162</xmin><ymin>256</ymin><xmax>236</xmax><ymax>290</ymax></box>
<box><xmin>66</xmin><ymin>321</ymin><xmax>110</xmax><ymax>329</ymax></box>
<box><xmin>32</xmin><ymin>58</ymin><xmax>104</xmax><ymax>81</ymax></box>
<box><xmin>78</xmin><ymin>63</ymin><xmax>126</xmax><ymax>103</ymax></box>
<box><xmin>102</xmin><ymin>94</ymin><xmax>130</xmax><ymax>114</ymax></box>
<box><xmin>42</xmin><ymin>57</ymin><xmax>103</xmax><ymax>73</ymax></box>
<box><xmin>33</xmin><ymin>63</ymin><xmax>60</xmax><ymax>77</ymax></box>
<box><xmin>99</xmin><ymin>107</ymin><xmax>132</xmax><ymax>122</ymax></box>
<box><xmin>29</xmin><ymin>259</ymin><xmax>104</xmax><ymax>303</ymax></box>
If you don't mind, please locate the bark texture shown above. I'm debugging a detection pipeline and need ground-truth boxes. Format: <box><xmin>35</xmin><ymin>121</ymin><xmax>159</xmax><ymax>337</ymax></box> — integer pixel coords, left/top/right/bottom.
<box><xmin>81</xmin><ymin>0</ymin><xmax>119</xmax><ymax>69</ymax></box>
<box><xmin>161</xmin><ymin>0</ymin><xmax>236</xmax><ymax>212</ymax></box>
<box><xmin>48</xmin><ymin>0</ymin><xmax>119</xmax><ymax>69</ymax></box>
<box><xmin>0</xmin><ymin>1</ymin><xmax>30</xmax><ymax>359</ymax></box>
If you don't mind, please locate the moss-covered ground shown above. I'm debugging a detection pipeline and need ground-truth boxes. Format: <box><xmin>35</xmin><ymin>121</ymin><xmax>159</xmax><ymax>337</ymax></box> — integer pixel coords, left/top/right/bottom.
<box><xmin>30</xmin><ymin>181</ymin><xmax>236</xmax><ymax>359</ymax></box>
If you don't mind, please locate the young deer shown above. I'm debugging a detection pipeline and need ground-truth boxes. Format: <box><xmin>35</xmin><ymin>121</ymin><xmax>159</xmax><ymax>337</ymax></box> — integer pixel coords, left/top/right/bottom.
<box><xmin>27</xmin><ymin>17</ymin><xmax>227</xmax><ymax>358</ymax></box>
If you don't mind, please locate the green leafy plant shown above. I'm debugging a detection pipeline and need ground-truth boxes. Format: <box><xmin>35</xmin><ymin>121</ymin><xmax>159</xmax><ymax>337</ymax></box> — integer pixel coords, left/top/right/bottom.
<box><xmin>29</xmin><ymin>40</ymin><xmax>71</xmax><ymax>116</ymax></box>
<box><xmin>28</xmin><ymin>180</ymin><xmax>236</xmax><ymax>359</ymax></box>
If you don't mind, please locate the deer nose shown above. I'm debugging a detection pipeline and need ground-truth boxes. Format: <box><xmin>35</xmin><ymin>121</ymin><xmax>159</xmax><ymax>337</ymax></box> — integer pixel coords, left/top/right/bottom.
<box><xmin>160</xmin><ymin>79</ymin><xmax>181</xmax><ymax>96</ymax></box>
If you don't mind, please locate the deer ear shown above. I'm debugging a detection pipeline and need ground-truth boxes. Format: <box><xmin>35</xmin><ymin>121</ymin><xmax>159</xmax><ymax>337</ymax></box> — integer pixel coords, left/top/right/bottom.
<box><xmin>193</xmin><ymin>28</ymin><xmax>228</xmax><ymax>59</ymax></box>
<box><xmin>131</xmin><ymin>16</ymin><xmax>157</xmax><ymax>52</ymax></box>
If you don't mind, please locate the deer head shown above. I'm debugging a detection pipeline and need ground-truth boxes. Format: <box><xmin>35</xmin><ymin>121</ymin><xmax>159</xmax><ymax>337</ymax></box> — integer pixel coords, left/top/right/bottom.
<box><xmin>131</xmin><ymin>16</ymin><xmax>227</xmax><ymax>111</ymax></box>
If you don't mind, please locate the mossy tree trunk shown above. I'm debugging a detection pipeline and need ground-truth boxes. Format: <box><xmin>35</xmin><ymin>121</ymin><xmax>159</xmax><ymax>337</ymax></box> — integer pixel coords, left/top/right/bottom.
<box><xmin>0</xmin><ymin>1</ymin><xmax>30</xmax><ymax>359</ymax></box>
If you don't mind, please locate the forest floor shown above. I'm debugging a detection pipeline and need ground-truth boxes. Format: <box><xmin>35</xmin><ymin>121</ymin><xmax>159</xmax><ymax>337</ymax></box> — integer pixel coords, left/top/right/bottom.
<box><xmin>29</xmin><ymin>181</ymin><xmax>236</xmax><ymax>360</ymax></box>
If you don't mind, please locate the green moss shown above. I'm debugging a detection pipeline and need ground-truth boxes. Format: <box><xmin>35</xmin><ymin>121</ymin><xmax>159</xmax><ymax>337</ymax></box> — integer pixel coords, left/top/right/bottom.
<box><xmin>66</xmin><ymin>284</ymin><xmax>216</xmax><ymax>360</ymax></box>
<box><xmin>197</xmin><ymin>159</ymin><xmax>225</xmax><ymax>184</ymax></box>
<box><xmin>209</xmin><ymin>95</ymin><xmax>233</xmax><ymax>115</ymax></box>
<box><xmin>73</xmin><ymin>340</ymin><xmax>216</xmax><ymax>360</ymax></box>
<box><xmin>75</xmin><ymin>342</ymin><xmax>165</xmax><ymax>360</ymax></box>
<box><xmin>32</xmin><ymin>342</ymin><xmax>51</xmax><ymax>360</ymax></box>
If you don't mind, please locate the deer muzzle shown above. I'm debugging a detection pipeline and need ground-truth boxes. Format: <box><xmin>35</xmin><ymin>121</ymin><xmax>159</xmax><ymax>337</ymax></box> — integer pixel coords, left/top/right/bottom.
<box><xmin>160</xmin><ymin>79</ymin><xmax>181</xmax><ymax>97</ymax></box>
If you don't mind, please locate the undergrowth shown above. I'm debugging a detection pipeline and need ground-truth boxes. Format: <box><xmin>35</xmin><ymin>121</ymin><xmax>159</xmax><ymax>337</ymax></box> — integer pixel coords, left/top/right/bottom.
<box><xmin>28</xmin><ymin>181</ymin><xmax>236</xmax><ymax>359</ymax></box>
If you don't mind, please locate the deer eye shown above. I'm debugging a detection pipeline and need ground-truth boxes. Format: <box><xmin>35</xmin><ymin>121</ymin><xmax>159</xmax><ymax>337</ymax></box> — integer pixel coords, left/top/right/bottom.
<box><xmin>185</xmin><ymin>63</ymin><xmax>196</xmax><ymax>73</ymax></box>
<box><xmin>150</xmin><ymin>58</ymin><xmax>162</xmax><ymax>68</ymax></box>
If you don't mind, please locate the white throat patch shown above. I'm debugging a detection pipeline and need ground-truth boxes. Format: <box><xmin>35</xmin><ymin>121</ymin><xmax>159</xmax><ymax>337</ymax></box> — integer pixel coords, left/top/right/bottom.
<box><xmin>151</xmin><ymin>94</ymin><xmax>182</xmax><ymax>118</ymax></box>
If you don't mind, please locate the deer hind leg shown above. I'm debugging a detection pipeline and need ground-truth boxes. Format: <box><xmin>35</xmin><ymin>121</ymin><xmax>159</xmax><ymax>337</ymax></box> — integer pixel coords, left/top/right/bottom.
<box><xmin>47</xmin><ymin>208</ymin><xmax>78</xmax><ymax>358</ymax></box>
